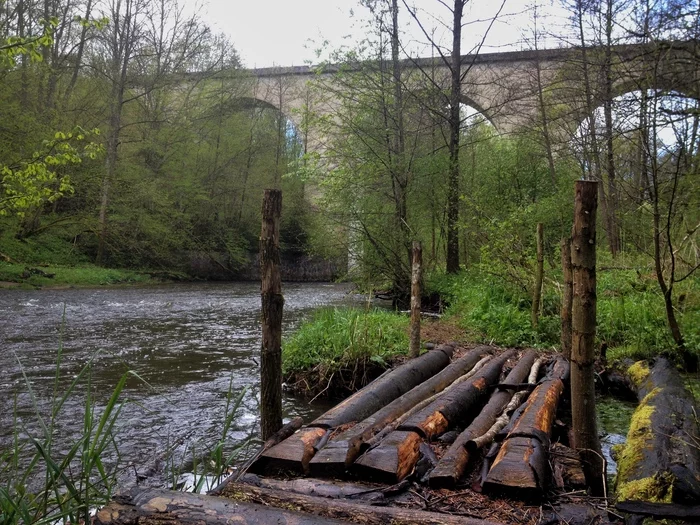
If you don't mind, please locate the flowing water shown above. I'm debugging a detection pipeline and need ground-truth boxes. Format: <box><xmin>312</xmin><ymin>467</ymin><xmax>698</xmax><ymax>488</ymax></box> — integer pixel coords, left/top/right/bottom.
<box><xmin>0</xmin><ymin>282</ymin><xmax>360</xmax><ymax>489</ymax></box>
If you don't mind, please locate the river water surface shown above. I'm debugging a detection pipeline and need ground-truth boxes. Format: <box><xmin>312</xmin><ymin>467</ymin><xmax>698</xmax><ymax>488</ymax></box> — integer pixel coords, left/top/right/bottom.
<box><xmin>0</xmin><ymin>282</ymin><xmax>359</xmax><ymax>489</ymax></box>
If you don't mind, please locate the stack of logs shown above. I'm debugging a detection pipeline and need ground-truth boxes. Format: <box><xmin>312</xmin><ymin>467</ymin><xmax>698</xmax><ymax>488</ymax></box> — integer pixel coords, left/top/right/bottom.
<box><xmin>249</xmin><ymin>345</ymin><xmax>577</xmax><ymax>496</ymax></box>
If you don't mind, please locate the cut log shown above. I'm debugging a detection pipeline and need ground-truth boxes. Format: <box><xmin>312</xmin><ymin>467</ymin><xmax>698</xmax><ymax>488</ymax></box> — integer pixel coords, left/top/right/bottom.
<box><xmin>353</xmin><ymin>351</ymin><xmax>514</xmax><ymax>484</ymax></box>
<box><xmin>400</xmin><ymin>350</ymin><xmax>515</xmax><ymax>439</ymax></box>
<box><xmin>429</xmin><ymin>349</ymin><xmax>538</xmax><ymax>489</ymax></box>
<box><xmin>249</xmin><ymin>426</ymin><xmax>327</xmax><ymax>475</ymax></box>
<box><xmin>220</xmin><ymin>481</ymin><xmax>501</xmax><ymax>525</ymax></box>
<box><xmin>309</xmin><ymin>345</ymin><xmax>491</xmax><ymax>477</ymax></box>
<box><xmin>217</xmin><ymin>416</ymin><xmax>303</xmax><ymax>488</ymax></box>
<box><xmin>95</xmin><ymin>487</ymin><xmax>347</xmax><ymax>525</ymax></box>
<box><xmin>482</xmin><ymin>374</ymin><xmax>567</xmax><ymax>499</ymax></box>
<box><xmin>352</xmin><ymin>430</ymin><xmax>422</xmax><ymax>484</ymax></box>
<box><xmin>615</xmin><ymin>358</ymin><xmax>700</xmax><ymax>505</ymax></box>
<box><xmin>310</xmin><ymin>344</ymin><xmax>454</xmax><ymax>429</ymax></box>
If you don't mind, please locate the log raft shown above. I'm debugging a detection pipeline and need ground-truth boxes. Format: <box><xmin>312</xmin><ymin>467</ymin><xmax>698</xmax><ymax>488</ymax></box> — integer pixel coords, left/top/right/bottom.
<box><xmin>95</xmin><ymin>348</ymin><xmax>700</xmax><ymax>525</ymax></box>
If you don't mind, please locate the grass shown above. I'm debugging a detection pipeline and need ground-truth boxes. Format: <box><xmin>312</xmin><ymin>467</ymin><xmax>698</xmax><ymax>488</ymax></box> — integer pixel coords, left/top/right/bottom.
<box><xmin>0</xmin><ymin>229</ymin><xmax>164</xmax><ymax>288</ymax></box>
<box><xmin>282</xmin><ymin>307</ymin><xmax>409</xmax><ymax>397</ymax></box>
<box><xmin>0</xmin><ymin>261</ymin><xmax>154</xmax><ymax>288</ymax></box>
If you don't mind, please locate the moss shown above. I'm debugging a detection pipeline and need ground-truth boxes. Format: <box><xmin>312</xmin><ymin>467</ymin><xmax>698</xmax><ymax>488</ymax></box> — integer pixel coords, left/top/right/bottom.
<box><xmin>617</xmin><ymin>473</ymin><xmax>674</xmax><ymax>503</ymax></box>
<box><xmin>616</xmin><ymin>387</ymin><xmax>676</xmax><ymax>503</ymax></box>
<box><xmin>628</xmin><ymin>360</ymin><xmax>650</xmax><ymax>387</ymax></box>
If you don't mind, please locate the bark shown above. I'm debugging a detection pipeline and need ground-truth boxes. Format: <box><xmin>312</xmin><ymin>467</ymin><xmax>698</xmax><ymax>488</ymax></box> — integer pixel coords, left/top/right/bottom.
<box><xmin>531</xmin><ymin>223</ymin><xmax>544</xmax><ymax>328</ymax></box>
<box><xmin>429</xmin><ymin>349</ymin><xmax>538</xmax><ymax>489</ymax></box>
<box><xmin>482</xmin><ymin>376</ymin><xmax>567</xmax><ymax>498</ymax></box>
<box><xmin>615</xmin><ymin>358</ymin><xmax>700</xmax><ymax>504</ymax></box>
<box><xmin>570</xmin><ymin>180</ymin><xmax>604</xmax><ymax>496</ymax></box>
<box><xmin>260</xmin><ymin>189</ymin><xmax>284</xmax><ymax>440</ymax></box>
<box><xmin>310</xmin><ymin>345</ymin><xmax>454</xmax><ymax>429</ymax></box>
<box><xmin>561</xmin><ymin>237</ymin><xmax>573</xmax><ymax>359</ymax></box>
<box><xmin>309</xmin><ymin>345</ymin><xmax>490</xmax><ymax>477</ymax></box>
<box><xmin>219</xmin><ymin>482</ymin><xmax>500</xmax><ymax>525</ymax></box>
<box><xmin>409</xmin><ymin>241</ymin><xmax>422</xmax><ymax>358</ymax></box>
<box><xmin>95</xmin><ymin>487</ymin><xmax>346</xmax><ymax>525</ymax></box>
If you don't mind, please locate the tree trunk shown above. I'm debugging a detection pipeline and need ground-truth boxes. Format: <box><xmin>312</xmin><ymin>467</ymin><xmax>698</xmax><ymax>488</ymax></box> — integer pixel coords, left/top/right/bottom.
<box><xmin>531</xmin><ymin>223</ymin><xmax>544</xmax><ymax>328</ymax></box>
<box><xmin>570</xmin><ymin>180</ymin><xmax>604</xmax><ymax>496</ymax></box>
<box><xmin>219</xmin><ymin>482</ymin><xmax>500</xmax><ymax>525</ymax></box>
<box><xmin>260</xmin><ymin>189</ymin><xmax>284</xmax><ymax>440</ymax></box>
<box><xmin>95</xmin><ymin>487</ymin><xmax>347</xmax><ymax>525</ymax></box>
<box><xmin>409</xmin><ymin>241</ymin><xmax>422</xmax><ymax>358</ymax></box>
<box><xmin>615</xmin><ymin>358</ymin><xmax>700</xmax><ymax>504</ymax></box>
<box><xmin>561</xmin><ymin>237</ymin><xmax>573</xmax><ymax>359</ymax></box>
<box><xmin>446</xmin><ymin>0</ymin><xmax>464</xmax><ymax>274</ymax></box>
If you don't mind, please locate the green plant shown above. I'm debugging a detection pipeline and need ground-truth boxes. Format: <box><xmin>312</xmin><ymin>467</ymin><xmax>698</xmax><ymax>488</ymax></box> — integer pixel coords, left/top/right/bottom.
<box><xmin>0</xmin><ymin>316</ymin><xmax>138</xmax><ymax>524</ymax></box>
<box><xmin>283</xmin><ymin>307</ymin><xmax>409</xmax><ymax>397</ymax></box>
<box><xmin>173</xmin><ymin>379</ymin><xmax>247</xmax><ymax>494</ymax></box>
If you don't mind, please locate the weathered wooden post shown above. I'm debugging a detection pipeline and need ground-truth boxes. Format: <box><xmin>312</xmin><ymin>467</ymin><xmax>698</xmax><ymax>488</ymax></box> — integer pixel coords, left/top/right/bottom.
<box><xmin>531</xmin><ymin>222</ymin><xmax>544</xmax><ymax>328</ymax></box>
<box><xmin>260</xmin><ymin>189</ymin><xmax>283</xmax><ymax>440</ymax></box>
<box><xmin>570</xmin><ymin>180</ymin><xmax>604</xmax><ymax>496</ymax></box>
<box><xmin>409</xmin><ymin>241</ymin><xmax>422</xmax><ymax>358</ymax></box>
<box><xmin>561</xmin><ymin>237</ymin><xmax>573</xmax><ymax>359</ymax></box>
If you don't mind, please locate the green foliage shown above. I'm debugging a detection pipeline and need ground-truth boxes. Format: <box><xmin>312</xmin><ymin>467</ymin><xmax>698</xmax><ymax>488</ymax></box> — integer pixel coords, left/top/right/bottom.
<box><xmin>1</xmin><ymin>128</ymin><xmax>102</xmax><ymax>218</ymax></box>
<box><xmin>430</xmin><ymin>263</ymin><xmax>700</xmax><ymax>360</ymax></box>
<box><xmin>282</xmin><ymin>307</ymin><xmax>409</xmax><ymax>394</ymax></box>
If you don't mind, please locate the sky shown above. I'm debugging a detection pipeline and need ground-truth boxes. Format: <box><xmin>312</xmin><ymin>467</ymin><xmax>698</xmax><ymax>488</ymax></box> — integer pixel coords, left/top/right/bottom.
<box><xmin>188</xmin><ymin>0</ymin><xmax>573</xmax><ymax>68</ymax></box>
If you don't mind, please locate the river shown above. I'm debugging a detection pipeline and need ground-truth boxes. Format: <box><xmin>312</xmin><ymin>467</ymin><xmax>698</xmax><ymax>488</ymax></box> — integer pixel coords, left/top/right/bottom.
<box><xmin>0</xmin><ymin>282</ymin><xmax>359</xmax><ymax>490</ymax></box>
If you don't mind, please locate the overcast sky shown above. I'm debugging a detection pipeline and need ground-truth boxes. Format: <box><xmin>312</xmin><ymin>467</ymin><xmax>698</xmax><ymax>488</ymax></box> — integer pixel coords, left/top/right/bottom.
<box><xmin>189</xmin><ymin>0</ymin><xmax>573</xmax><ymax>68</ymax></box>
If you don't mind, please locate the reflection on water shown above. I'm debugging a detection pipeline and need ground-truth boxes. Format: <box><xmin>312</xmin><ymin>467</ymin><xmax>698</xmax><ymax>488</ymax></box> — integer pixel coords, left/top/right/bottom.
<box><xmin>0</xmin><ymin>282</ymin><xmax>358</xmax><ymax>488</ymax></box>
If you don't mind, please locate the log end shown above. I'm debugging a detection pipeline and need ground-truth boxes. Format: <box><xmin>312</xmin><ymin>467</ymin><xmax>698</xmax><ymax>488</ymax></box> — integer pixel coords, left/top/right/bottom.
<box><xmin>353</xmin><ymin>431</ymin><xmax>422</xmax><ymax>484</ymax></box>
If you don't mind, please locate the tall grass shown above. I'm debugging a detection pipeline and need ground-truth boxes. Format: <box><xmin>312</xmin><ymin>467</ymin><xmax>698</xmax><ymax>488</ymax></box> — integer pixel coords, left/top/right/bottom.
<box><xmin>283</xmin><ymin>307</ymin><xmax>409</xmax><ymax>396</ymax></box>
<box><xmin>0</xmin><ymin>352</ymin><xmax>135</xmax><ymax>524</ymax></box>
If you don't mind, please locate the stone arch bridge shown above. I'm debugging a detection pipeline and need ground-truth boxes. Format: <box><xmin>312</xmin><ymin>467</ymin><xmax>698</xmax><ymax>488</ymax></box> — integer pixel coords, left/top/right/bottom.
<box><xmin>238</xmin><ymin>41</ymin><xmax>698</xmax><ymax>153</ymax></box>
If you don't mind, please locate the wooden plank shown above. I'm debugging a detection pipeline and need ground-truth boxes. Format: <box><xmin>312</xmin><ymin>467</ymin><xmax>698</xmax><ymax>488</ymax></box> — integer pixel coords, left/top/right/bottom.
<box><xmin>615</xmin><ymin>501</ymin><xmax>700</xmax><ymax>520</ymax></box>
<box><xmin>219</xmin><ymin>481</ymin><xmax>502</xmax><ymax>525</ymax></box>
<box><xmin>429</xmin><ymin>349</ymin><xmax>538</xmax><ymax>488</ymax></box>
<box><xmin>309</xmin><ymin>345</ymin><xmax>491</xmax><ymax>477</ymax></box>
<box><xmin>352</xmin><ymin>430</ymin><xmax>422</xmax><ymax>484</ymax></box>
<box><xmin>310</xmin><ymin>344</ymin><xmax>454</xmax><ymax>429</ymax></box>
<box><xmin>249</xmin><ymin>427</ymin><xmax>327</xmax><ymax>475</ymax></box>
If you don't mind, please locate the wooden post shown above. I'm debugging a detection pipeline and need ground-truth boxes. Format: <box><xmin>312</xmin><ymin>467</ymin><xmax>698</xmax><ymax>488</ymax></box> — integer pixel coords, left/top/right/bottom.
<box><xmin>260</xmin><ymin>189</ymin><xmax>284</xmax><ymax>440</ymax></box>
<box><xmin>409</xmin><ymin>241</ymin><xmax>422</xmax><ymax>358</ymax></box>
<box><xmin>531</xmin><ymin>223</ymin><xmax>544</xmax><ymax>328</ymax></box>
<box><xmin>561</xmin><ymin>237</ymin><xmax>573</xmax><ymax>359</ymax></box>
<box><xmin>570</xmin><ymin>180</ymin><xmax>604</xmax><ymax>496</ymax></box>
